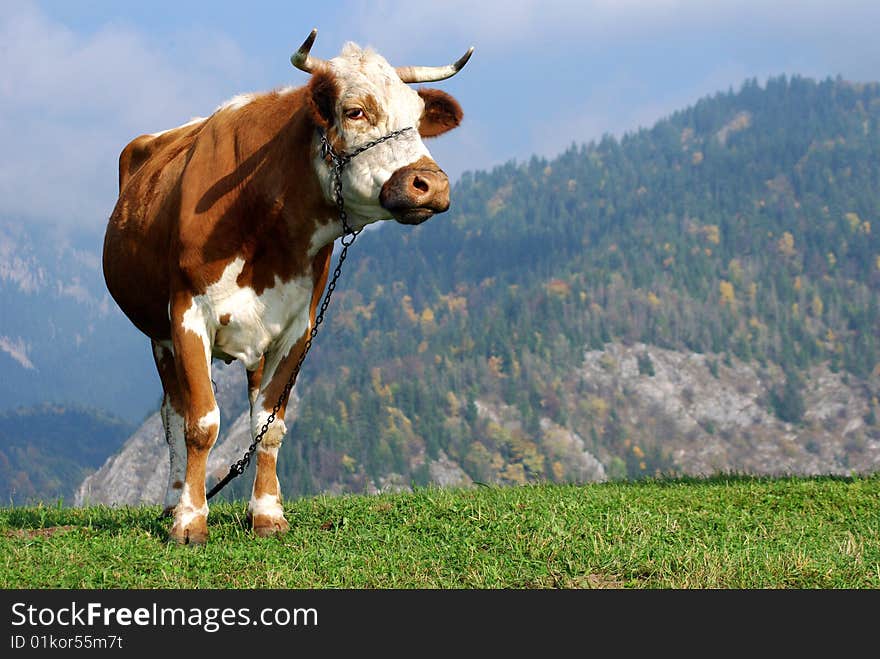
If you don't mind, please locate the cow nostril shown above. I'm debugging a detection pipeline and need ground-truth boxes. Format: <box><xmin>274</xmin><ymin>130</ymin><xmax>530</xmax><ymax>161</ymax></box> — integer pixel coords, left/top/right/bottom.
<box><xmin>412</xmin><ymin>176</ymin><xmax>430</xmax><ymax>193</ymax></box>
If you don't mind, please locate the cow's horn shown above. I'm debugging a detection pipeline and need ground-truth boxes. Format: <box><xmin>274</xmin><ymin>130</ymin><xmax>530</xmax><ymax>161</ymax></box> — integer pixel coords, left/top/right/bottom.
<box><xmin>291</xmin><ymin>28</ymin><xmax>330</xmax><ymax>74</ymax></box>
<box><xmin>396</xmin><ymin>46</ymin><xmax>474</xmax><ymax>83</ymax></box>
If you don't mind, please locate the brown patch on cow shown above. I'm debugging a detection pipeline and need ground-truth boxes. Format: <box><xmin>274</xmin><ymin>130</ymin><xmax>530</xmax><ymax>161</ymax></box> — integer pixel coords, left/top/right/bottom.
<box><xmin>352</xmin><ymin>93</ymin><xmax>384</xmax><ymax>127</ymax></box>
<box><xmin>252</xmin><ymin>450</ymin><xmax>280</xmax><ymax>500</ymax></box>
<box><xmin>417</xmin><ymin>88</ymin><xmax>463</xmax><ymax>138</ymax></box>
<box><xmin>257</xmin><ymin>333</ymin><xmax>305</xmax><ymax>419</ymax></box>
<box><xmin>118</xmin><ymin>135</ymin><xmax>155</xmax><ymax>191</ymax></box>
<box><xmin>247</xmin><ymin>359</ymin><xmax>265</xmax><ymax>389</ymax></box>
<box><xmin>179</xmin><ymin>89</ymin><xmax>335</xmax><ymax>297</ymax></box>
<box><xmin>246</xmin><ymin>358</ymin><xmax>265</xmax><ymax>408</ymax></box>
<box><xmin>219</xmin><ymin>313</ymin><xmax>231</xmax><ymax>326</ymax></box>
<box><xmin>105</xmin><ymin>125</ymin><xmax>198</xmax><ymax>340</ymax></box>
<box><xmin>117</xmin><ymin>121</ymin><xmax>205</xmax><ymax>192</ymax></box>
<box><xmin>104</xmin><ymin>83</ymin><xmax>337</xmax><ymax>342</ymax></box>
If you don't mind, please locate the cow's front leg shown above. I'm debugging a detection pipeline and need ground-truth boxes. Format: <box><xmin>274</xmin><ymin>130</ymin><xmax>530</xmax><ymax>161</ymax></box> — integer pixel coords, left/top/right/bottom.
<box><xmin>248</xmin><ymin>429</ymin><xmax>289</xmax><ymax>537</ymax></box>
<box><xmin>246</xmin><ymin>357</ymin><xmax>291</xmax><ymax>538</ymax></box>
<box><xmin>245</xmin><ymin>244</ymin><xmax>332</xmax><ymax>538</ymax></box>
<box><xmin>168</xmin><ymin>292</ymin><xmax>219</xmax><ymax>545</ymax></box>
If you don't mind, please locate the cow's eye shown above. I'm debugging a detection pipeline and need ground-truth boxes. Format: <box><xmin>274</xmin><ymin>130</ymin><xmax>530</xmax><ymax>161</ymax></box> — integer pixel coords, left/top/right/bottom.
<box><xmin>345</xmin><ymin>108</ymin><xmax>365</xmax><ymax>120</ymax></box>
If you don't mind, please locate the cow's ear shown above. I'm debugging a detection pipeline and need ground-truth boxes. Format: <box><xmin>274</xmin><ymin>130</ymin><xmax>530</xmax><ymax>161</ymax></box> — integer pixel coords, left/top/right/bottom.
<box><xmin>417</xmin><ymin>88</ymin><xmax>463</xmax><ymax>138</ymax></box>
<box><xmin>308</xmin><ymin>71</ymin><xmax>338</xmax><ymax>128</ymax></box>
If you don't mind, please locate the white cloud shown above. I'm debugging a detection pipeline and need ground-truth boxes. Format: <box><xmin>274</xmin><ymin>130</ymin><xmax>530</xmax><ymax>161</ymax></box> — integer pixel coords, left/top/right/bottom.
<box><xmin>0</xmin><ymin>2</ymin><xmax>252</xmax><ymax>229</ymax></box>
<box><xmin>2</xmin><ymin>0</ymin><xmax>879</xmax><ymax>230</ymax></box>
<box><xmin>0</xmin><ymin>335</ymin><xmax>35</xmax><ymax>370</ymax></box>
<box><xmin>339</xmin><ymin>0</ymin><xmax>880</xmax><ymax>50</ymax></box>
<box><xmin>328</xmin><ymin>0</ymin><xmax>880</xmax><ymax>170</ymax></box>
<box><xmin>526</xmin><ymin>59</ymin><xmax>801</xmax><ymax>165</ymax></box>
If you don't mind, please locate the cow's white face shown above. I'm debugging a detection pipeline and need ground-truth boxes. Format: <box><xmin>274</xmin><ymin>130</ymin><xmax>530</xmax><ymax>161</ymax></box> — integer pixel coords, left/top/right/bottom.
<box><xmin>308</xmin><ymin>43</ymin><xmax>463</xmax><ymax>229</ymax></box>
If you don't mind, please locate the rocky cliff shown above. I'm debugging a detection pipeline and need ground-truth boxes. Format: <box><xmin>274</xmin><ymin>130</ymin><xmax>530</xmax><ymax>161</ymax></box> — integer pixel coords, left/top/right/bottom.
<box><xmin>76</xmin><ymin>341</ymin><xmax>879</xmax><ymax>506</ymax></box>
<box><xmin>75</xmin><ymin>359</ymin><xmax>475</xmax><ymax>505</ymax></box>
<box><xmin>571</xmin><ymin>343</ymin><xmax>880</xmax><ymax>478</ymax></box>
<box><xmin>75</xmin><ymin>361</ymin><xmax>253</xmax><ymax>505</ymax></box>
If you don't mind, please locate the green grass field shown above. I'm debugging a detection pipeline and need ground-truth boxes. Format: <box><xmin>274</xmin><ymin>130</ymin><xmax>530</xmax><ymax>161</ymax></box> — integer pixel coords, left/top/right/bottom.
<box><xmin>2</xmin><ymin>476</ymin><xmax>878</xmax><ymax>588</ymax></box>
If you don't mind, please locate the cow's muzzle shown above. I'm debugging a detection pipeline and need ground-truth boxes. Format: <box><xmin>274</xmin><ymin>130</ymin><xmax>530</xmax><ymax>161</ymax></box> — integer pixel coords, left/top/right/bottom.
<box><xmin>380</xmin><ymin>157</ymin><xmax>450</xmax><ymax>225</ymax></box>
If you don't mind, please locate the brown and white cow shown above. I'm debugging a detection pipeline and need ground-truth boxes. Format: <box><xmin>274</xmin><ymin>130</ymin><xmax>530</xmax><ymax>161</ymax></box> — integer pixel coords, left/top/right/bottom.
<box><xmin>102</xmin><ymin>29</ymin><xmax>472</xmax><ymax>544</ymax></box>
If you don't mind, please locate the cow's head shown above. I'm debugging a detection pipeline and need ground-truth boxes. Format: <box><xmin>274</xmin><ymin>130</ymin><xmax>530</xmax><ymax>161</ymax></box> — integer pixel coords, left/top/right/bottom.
<box><xmin>293</xmin><ymin>29</ymin><xmax>471</xmax><ymax>227</ymax></box>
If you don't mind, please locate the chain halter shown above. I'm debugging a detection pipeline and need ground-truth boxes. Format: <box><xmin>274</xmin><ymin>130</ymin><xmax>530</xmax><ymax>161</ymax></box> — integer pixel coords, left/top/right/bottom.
<box><xmin>206</xmin><ymin>125</ymin><xmax>414</xmax><ymax>501</ymax></box>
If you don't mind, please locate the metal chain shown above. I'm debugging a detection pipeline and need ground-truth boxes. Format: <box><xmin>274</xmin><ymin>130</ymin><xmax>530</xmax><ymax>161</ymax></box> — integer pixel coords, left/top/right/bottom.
<box><xmin>206</xmin><ymin>125</ymin><xmax>412</xmax><ymax>500</ymax></box>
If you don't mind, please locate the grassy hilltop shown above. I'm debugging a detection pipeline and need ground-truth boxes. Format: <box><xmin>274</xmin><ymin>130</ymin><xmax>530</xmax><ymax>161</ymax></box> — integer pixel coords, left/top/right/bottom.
<box><xmin>3</xmin><ymin>475</ymin><xmax>878</xmax><ymax>589</ymax></box>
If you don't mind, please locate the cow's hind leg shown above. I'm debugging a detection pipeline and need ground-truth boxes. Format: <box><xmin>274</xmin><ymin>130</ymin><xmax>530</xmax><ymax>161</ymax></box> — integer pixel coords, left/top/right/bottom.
<box><xmin>246</xmin><ymin>358</ymin><xmax>290</xmax><ymax>537</ymax></box>
<box><xmin>152</xmin><ymin>341</ymin><xmax>186</xmax><ymax>518</ymax></box>
<box><xmin>168</xmin><ymin>293</ymin><xmax>220</xmax><ymax>545</ymax></box>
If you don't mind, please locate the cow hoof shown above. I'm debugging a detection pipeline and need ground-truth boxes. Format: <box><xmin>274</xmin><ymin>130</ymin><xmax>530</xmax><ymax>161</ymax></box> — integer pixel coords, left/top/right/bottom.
<box><xmin>249</xmin><ymin>513</ymin><xmax>290</xmax><ymax>538</ymax></box>
<box><xmin>169</xmin><ymin>517</ymin><xmax>208</xmax><ymax>545</ymax></box>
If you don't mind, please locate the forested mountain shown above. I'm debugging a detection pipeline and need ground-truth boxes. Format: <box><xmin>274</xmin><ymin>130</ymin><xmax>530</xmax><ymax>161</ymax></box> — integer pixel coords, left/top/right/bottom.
<box><xmin>196</xmin><ymin>74</ymin><xmax>877</xmax><ymax>499</ymax></box>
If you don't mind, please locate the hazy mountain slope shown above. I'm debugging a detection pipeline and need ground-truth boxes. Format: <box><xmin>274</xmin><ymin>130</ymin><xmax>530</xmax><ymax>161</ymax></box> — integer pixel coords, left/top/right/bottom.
<box><xmin>75</xmin><ymin>361</ymin><xmax>474</xmax><ymax>505</ymax></box>
<box><xmin>0</xmin><ymin>404</ymin><xmax>132</xmax><ymax>504</ymax></box>
<box><xmin>0</xmin><ymin>220</ymin><xmax>158</xmax><ymax>423</ymax></box>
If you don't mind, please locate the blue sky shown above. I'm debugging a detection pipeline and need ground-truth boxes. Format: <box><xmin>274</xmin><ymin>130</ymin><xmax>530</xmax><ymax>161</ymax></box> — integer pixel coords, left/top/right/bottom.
<box><xmin>3</xmin><ymin>0</ymin><xmax>879</xmax><ymax>230</ymax></box>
